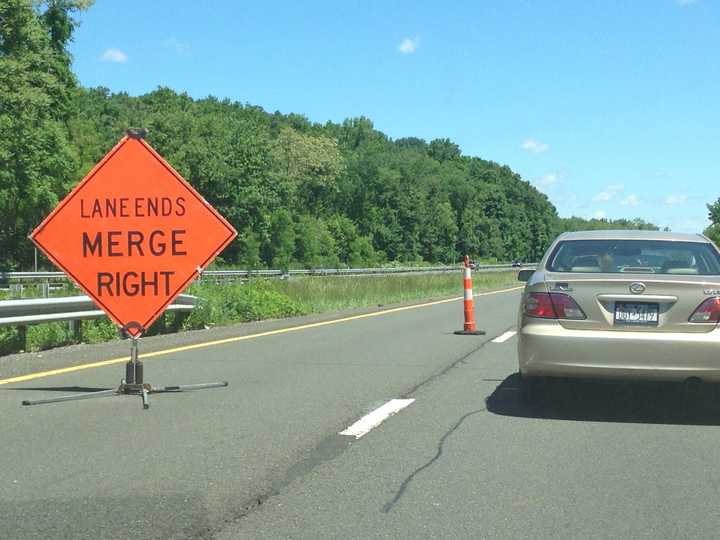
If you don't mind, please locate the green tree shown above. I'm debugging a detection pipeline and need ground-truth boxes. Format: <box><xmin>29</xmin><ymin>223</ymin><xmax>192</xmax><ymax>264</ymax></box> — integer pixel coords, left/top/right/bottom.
<box><xmin>422</xmin><ymin>201</ymin><xmax>458</xmax><ymax>263</ymax></box>
<box><xmin>704</xmin><ymin>224</ymin><xmax>720</xmax><ymax>245</ymax></box>
<box><xmin>59</xmin><ymin>82</ymin><xmax>662</xmax><ymax>269</ymax></box>
<box><xmin>39</xmin><ymin>1</ymin><xmax>95</xmax><ymax>46</ymax></box>
<box><xmin>295</xmin><ymin>216</ymin><xmax>339</xmax><ymax>269</ymax></box>
<box><xmin>326</xmin><ymin>214</ymin><xmax>359</xmax><ymax>264</ymax></box>
<box><xmin>271</xmin><ymin>126</ymin><xmax>345</xmax><ymax>215</ymax></box>
<box><xmin>267</xmin><ymin>209</ymin><xmax>295</xmax><ymax>270</ymax></box>
<box><xmin>0</xmin><ymin>0</ymin><xmax>89</xmax><ymax>269</ymax></box>
<box><xmin>427</xmin><ymin>138</ymin><xmax>461</xmax><ymax>162</ymax></box>
<box><xmin>708</xmin><ymin>199</ymin><xmax>720</xmax><ymax>225</ymax></box>
<box><xmin>556</xmin><ymin>216</ymin><xmax>659</xmax><ymax>235</ymax></box>
<box><xmin>704</xmin><ymin>198</ymin><xmax>720</xmax><ymax>245</ymax></box>
<box><xmin>238</xmin><ymin>228</ymin><xmax>262</xmax><ymax>269</ymax></box>
<box><xmin>1</xmin><ymin>4</ymin><xmax>661</xmax><ymax>272</ymax></box>
<box><xmin>348</xmin><ymin>235</ymin><xmax>381</xmax><ymax>267</ymax></box>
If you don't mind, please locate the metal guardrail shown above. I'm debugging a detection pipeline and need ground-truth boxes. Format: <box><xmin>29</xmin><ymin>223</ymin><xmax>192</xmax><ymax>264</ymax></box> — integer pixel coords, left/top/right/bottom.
<box><xmin>0</xmin><ymin>263</ymin><xmax>534</xmax><ymax>286</ymax></box>
<box><xmin>0</xmin><ymin>294</ymin><xmax>197</xmax><ymax>328</ymax></box>
<box><xmin>0</xmin><ymin>272</ymin><xmax>67</xmax><ymax>280</ymax></box>
<box><xmin>0</xmin><ymin>264</ymin><xmax>531</xmax><ymax>350</ymax></box>
<box><xmin>276</xmin><ymin>264</ymin><xmax>530</xmax><ymax>277</ymax></box>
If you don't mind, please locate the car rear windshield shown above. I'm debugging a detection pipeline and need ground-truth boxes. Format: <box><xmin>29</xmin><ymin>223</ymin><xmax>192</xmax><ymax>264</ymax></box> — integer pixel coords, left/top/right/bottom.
<box><xmin>546</xmin><ymin>239</ymin><xmax>720</xmax><ymax>275</ymax></box>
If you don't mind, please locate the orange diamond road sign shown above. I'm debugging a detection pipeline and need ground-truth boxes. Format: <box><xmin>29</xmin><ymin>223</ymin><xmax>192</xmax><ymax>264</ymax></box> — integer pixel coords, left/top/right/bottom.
<box><xmin>30</xmin><ymin>134</ymin><xmax>237</xmax><ymax>337</ymax></box>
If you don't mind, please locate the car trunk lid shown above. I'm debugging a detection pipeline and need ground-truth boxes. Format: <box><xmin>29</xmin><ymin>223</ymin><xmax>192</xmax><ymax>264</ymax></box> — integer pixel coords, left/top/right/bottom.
<box><xmin>543</xmin><ymin>273</ymin><xmax>720</xmax><ymax>333</ymax></box>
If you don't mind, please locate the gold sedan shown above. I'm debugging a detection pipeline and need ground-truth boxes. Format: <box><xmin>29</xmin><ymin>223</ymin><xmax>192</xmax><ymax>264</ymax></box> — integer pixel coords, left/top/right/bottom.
<box><xmin>517</xmin><ymin>230</ymin><xmax>720</xmax><ymax>403</ymax></box>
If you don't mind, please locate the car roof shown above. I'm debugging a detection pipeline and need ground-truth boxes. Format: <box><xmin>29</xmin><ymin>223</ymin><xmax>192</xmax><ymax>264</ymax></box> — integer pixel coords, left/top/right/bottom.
<box><xmin>556</xmin><ymin>230</ymin><xmax>708</xmax><ymax>243</ymax></box>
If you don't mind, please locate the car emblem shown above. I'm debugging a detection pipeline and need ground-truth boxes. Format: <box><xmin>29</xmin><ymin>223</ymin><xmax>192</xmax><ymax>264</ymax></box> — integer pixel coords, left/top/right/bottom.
<box><xmin>629</xmin><ymin>282</ymin><xmax>646</xmax><ymax>294</ymax></box>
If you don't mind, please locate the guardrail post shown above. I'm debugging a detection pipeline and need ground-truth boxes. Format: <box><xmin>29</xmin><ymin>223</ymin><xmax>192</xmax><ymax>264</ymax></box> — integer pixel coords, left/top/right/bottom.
<box><xmin>17</xmin><ymin>325</ymin><xmax>27</xmax><ymax>351</ymax></box>
<box><xmin>69</xmin><ymin>319</ymin><xmax>82</xmax><ymax>343</ymax></box>
<box><xmin>168</xmin><ymin>311</ymin><xmax>188</xmax><ymax>332</ymax></box>
<box><xmin>10</xmin><ymin>283</ymin><xmax>23</xmax><ymax>299</ymax></box>
<box><xmin>157</xmin><ymin>313</ymin><xmax>167</xmax><ymax>334</ymax></box>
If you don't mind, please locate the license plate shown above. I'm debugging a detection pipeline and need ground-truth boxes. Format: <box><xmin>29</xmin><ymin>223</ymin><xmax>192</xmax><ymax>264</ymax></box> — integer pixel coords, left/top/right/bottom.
<box><xmin>614</xmin><ymin>302</ymin><xmax>659</xmax><ymax>326</ymax></box>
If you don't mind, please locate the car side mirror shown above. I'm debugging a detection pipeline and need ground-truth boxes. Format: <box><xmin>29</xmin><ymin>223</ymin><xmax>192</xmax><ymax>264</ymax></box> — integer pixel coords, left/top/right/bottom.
<box><xmin>518</xmin><ymin>269</ymin><xmax>534</xmax><ymax>282</ymax></box>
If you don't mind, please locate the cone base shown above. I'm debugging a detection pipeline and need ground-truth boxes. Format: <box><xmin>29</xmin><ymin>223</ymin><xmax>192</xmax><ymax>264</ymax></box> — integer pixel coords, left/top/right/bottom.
<box><xmin>454</xmin><ymin>330</ymin><xmax>486</xmax><ymax>336</ymax></box>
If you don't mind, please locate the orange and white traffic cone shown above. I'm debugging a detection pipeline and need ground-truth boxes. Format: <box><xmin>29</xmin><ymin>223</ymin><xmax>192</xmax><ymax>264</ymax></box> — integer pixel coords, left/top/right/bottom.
<box><xmin>454</xmin><ymin>255</ymin><xmax>486</xmax><ymax>336</ymax></box>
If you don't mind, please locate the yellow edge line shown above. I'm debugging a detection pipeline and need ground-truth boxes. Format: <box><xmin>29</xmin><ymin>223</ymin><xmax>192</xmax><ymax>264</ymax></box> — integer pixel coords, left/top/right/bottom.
<box><xmin>0</xmin><ymin>286</ymin><xmax>523</xmax><ymax>386</ymax></box>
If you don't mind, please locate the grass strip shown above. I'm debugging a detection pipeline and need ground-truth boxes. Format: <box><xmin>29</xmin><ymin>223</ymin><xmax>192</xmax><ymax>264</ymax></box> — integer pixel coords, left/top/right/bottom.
<box><xmin>0</xmin><ymin>271</ymin><xmax>519</xmax><ymax>355</ymax></box>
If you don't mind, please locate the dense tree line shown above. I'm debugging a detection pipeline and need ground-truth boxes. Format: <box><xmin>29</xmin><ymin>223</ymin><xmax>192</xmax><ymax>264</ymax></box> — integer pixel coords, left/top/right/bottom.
<box><xmin>704</xmin><ymin>200</ymin><xmax>720</xmax><ymax>245</ymax></box>
<box><xmin>1</xmin><ymin>1</ymin><xmax>659</xmax><ymax>271</ymax></box>
<box><xmin>0</xmin><ymin>0</ymin><xmax>92</xmax><ymax>270</ymax></box>
<box><xmin>556</xmin><ymin>217</ymin><xmax>659</xmax><ymax>234</ymax></box>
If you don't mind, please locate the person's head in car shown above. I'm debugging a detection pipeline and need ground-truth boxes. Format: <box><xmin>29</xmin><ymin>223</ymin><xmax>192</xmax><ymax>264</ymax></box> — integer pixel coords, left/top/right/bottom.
<box><xmin>598</xmin><ymin>252</ymin><xmax>615</xmax><ymax>272</ymax></box>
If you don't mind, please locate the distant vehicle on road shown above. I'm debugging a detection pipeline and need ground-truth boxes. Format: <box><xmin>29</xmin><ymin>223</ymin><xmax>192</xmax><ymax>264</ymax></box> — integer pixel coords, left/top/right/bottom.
<box><xmin>511</xmin><ymin>260</ymin><xmax>522</xmax><ymax>268</ymax></box>
<box><xmin>516</xmin><ymin>230</ymin><xmax>720</xmax><ymax>403</ymax></box>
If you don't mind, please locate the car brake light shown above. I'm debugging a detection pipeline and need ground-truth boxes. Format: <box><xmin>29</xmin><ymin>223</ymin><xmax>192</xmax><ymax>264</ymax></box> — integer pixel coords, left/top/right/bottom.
<box><xmin>689</xmin><ymin>297</ymin><xmax>720</xmax><ymax>323</ymax></box>
<box><xmin>525</xmin><ymin>293</ymin><xmax>586</xmax><ymax>320</ymax></box>
<box><xmin>525</xmin><ymin>293</ymin><xmax>556</xmax><ymax>318</ymax></box>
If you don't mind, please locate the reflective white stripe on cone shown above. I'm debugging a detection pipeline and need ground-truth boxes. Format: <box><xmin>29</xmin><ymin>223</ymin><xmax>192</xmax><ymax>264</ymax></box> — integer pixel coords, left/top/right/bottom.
<box><xmin>454</xmin><ymin>254</ymin><xmax>485</xmax><ymax>336</ymax></box>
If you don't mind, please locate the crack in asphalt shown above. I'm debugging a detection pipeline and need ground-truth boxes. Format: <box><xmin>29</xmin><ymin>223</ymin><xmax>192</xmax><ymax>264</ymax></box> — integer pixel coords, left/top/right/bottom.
<box><xmin>378</xmin><ymin>324</ymin><xmax>514</xmax><ymax>513</ymax></box>
<box><xmin>209</xmin><ymin>434</ymin><xmax>353</xmax><ymax>538</ymax></box>
<box><xmin>382</xmin><ymin>408</ymin><xmax>486</xmax><ymax>513</ymax></box>
<box><xmin>399</xmin><ymin>323</ymin><xmax>515</xmax><ymax>400</ymax></box>
<box><xmin>215</xmin><ymin>330</ymin><xmax>509</xmax><ymax>535</ymax></box>
<box><xmin>400</xmin><ymin>339</ymin><xmax>495</xmax><ymax>399</ymax></box>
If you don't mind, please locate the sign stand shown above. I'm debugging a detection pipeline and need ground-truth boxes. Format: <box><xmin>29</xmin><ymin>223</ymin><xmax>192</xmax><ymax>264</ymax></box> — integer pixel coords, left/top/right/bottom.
<box><xmin>22</xmin><ymin>323</ymin><xmax>228</xmax><ymax>410</ymax></box>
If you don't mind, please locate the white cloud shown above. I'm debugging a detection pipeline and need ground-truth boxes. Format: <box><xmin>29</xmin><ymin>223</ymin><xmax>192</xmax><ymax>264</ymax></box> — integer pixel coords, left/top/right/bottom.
<box><xmin>593</xmin><ymin>191</ymin><xmax>612</xmax><ymax>202</ymax></box>
<box><xmin>592</xmin><ymin>210</ymin><xmax>607</xmax><ymax>219</ymax></box>
<box><xmin>162</xmin><ymin>38</ymin><xmax>189</xmax><ymax>54</ymax></box>
<box><xmin>398</xmin><ymin>37</ymin><xmax>420</xmax><ymax>54</ymax></box>
<box><xmin>592</xmin><ymin>183</ymin><xmax>624</xmax><ymax>202</ymax></box>
<box><xmin>665</xmin><ymin>194</ymin><xmax>688</xmax><ymax>205</ymax></box>
<box><xmin>521</xmin><ymin>138</ymin><xmax>549</xmax><ymax>154</ymax></box>
<box><xmin>101</xmin><ymin>48</ymin><xmax>128</xmax><ymax>63</ymax></box>
<box><xmin>620</xmin><ymin>194</ymin><xmax>640</xmax><ymax>206</ymax></box>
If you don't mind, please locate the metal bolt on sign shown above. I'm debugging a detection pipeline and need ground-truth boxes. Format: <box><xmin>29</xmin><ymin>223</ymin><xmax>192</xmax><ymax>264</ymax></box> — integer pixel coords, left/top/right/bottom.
<box><xmin>21</xmin><ymin>129</ymin><xmax>237</xmax><ymax>409</ymax></box>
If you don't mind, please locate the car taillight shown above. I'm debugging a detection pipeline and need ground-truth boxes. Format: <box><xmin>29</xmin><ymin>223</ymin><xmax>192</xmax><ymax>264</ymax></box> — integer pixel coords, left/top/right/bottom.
<box><xmin>689</xmin><ymin>297</ymin><xmax>720</xmax><ymax>323</ymax></box>
<box><xmin>525</xmin><ymin>293</ymin><xmax>556</xmax><ymax>318</ymax></box>
<box><xmin>525</xmin><ymin>293</ymin><xmax>586</xmax><ymax>320</ymax></box>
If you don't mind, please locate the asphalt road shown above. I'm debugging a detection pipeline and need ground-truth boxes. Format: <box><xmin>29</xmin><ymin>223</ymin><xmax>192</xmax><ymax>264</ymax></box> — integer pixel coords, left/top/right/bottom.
<box><xmin>3</xmin><ymin>286</ymin><xmax>720</xmax><ymax>539</ymax></box>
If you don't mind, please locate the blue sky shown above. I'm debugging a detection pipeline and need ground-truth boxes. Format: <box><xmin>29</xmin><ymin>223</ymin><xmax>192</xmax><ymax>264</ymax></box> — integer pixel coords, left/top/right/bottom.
<box><xmin>69</xmin><ymin>0</ymin><xmax>719</xmax><ymax>232</ymax></box>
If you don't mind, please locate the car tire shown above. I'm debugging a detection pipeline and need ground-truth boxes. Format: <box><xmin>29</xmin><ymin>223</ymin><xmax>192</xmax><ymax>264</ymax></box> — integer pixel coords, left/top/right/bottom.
<box><xmin>519</xmin><ymin>373</ymin><xmax>543</xmax><ymax>406</ymax></box>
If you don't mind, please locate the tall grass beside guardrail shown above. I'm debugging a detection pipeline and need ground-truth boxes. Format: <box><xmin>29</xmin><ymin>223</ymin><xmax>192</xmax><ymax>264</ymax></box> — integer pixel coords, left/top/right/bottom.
<box><xmin>0</xmin><ymin>271</ymin><xmax>520</xmax><ymax>355</ymax></box>
<box><xmin>0</xmin><ymin>318</ymin><xmax>119</xmax><ymax>356</ymax></box>
<box><xmin>276</xmin><ymin>270</ymin><xmax>517</xmax><ymax>313</ymax></box>
<box><xmin>180</xmin><ymin>271</ymin><xmax>519</xmax><ymax>330</ymax></box>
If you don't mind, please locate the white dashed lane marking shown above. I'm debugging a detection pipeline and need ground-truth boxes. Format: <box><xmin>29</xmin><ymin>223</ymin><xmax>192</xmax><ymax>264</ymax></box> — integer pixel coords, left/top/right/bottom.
<box><xmin>339</xmin><ymin>399</ymin><xmax>415</xmax><ymax>439</ymax></box>
<box><xmin>492</xmin><ymin>330</ymin><xmax>517</xmax><ymax>344</ymax></box>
